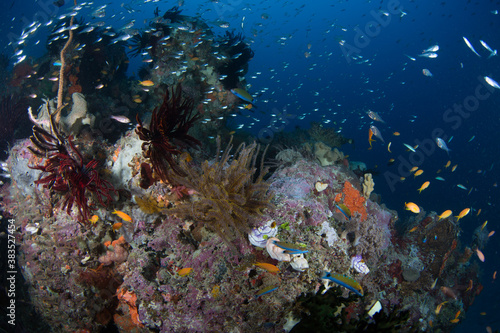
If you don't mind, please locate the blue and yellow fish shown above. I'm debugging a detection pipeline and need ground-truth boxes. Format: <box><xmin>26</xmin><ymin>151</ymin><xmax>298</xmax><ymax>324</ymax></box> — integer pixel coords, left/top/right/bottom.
<box><xmin>322</xmin><ymin>271</ymin><xmax>364</xmax><ymax>296</ymax></box>
<box><xmin>255</xmin><ymin>284</ymin><xmax>279</xmax><ymax>298</ymax></box>
<box><xmin>335</xmin><ymin>204</ymin><xmax>351</xmax><ymax>220</ymax></box>
<box><xmin>272</xmin><ymin>241</ymin><xmax>308</xmax><ymax>255</ymax></box>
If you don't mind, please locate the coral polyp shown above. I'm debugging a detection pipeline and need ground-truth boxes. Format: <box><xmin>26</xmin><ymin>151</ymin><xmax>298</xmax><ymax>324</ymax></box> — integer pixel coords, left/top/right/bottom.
<box><xmin>135</xmin><ymin>84</ymin><xmax>201</xmax><ymax>182</ymax></box>
<box><xmin>28</xmin><ymin>115</ymin><xmax>115</xmax><ymax>223</ymax></box>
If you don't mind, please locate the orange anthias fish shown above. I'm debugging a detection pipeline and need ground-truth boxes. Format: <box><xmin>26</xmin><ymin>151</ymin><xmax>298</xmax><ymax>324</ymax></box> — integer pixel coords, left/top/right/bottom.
<box><xmin>417</xmin><ymin>181</ymin><xmax>430</xmax><ymax>193</ymax></box>
<box><xmin>414</xmin><ymin>169</ymin><xmax>424</xmax><ymax>177</ymax></box>
<box><xmin>405</xmin><ymin>202</ymin><xmax>420</xmax><ymax>213</ymax></box>
<box><xmin>438</xmin><ymin>210</ymin><xmax>452</xmax><ymax>220</ymax></box>
<box><xmin>112</xmin><ymin>222</ymin><xmax>123</xmax><ymax>232</ymax></box>
<box><xmin>445</xmin><ymin>160</ymin><xmax>451</xmax><ymax>168</ymax></box>
<box><xmin>113</xmin><ymin>209</ymin><xmax>133</xmax><ymax>222</ymax></box>
<box><xmin>410</xmin><ymin>166</ymin><xmax>419</xmax><ymax>173</ymax></box>
<box><xmin>139</xmin><ymin>80</ymin><xmax>155</xmax><ymax>87</ymax></box>
<box><xmin>178</xmin><ymin>267</ymin><xmax>193</xmax><ymax>277</ymax></box>
<box><xmin>368</xmin><ymin>128</ymin><xmax>375</xmax><ymax>148</ymax></box>
<box><xmin>393</xmin><ymin>131</ymin><xmax>400</xmax><ymax>136</ymax></box>
<box><xmin>254</xmin><ymin>262</ymin><xmax>280</xmax><ymax>274</ymax></box>
<box><xmin>455</xmin><ymin>208</ymin><xmax>470</xmax><ymax>222</ymax></box>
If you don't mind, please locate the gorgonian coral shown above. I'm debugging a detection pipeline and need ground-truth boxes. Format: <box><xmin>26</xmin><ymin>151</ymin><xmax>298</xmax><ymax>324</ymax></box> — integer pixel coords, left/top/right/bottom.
<box><xmin>168</xmin><ymin>137</ymin><xmax>274</xmax><ymax>248</ymax></box>
<box><xmin>135</xmin><ymin>85</ymin><xmax>201</xmax><ymax>182</ymax></box>
<box><xmin>28</xmin><ymin>115</ymin><xmax>115</xmax><ymax>223</ymax></box>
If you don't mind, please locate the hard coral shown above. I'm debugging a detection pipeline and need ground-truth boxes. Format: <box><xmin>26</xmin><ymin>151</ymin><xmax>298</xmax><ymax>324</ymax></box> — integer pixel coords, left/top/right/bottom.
<box><xmin>28</xmin><ymin>115</ymin><xmax>115</xmax><ymax>223</ymax></box>
<box><xmin>136</xmin><ymin>84</ymin><xmax>201</xmax><ymax>182</ymax></box>
<box><xmin>168</xmin><ymin>136</ymin><xmax>274</xmax><ymax>249</ymax></box>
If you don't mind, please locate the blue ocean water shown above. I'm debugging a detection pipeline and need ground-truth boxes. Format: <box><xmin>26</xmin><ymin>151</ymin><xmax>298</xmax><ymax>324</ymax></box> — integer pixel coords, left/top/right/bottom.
<box><xmin>1</xmin><ymin>0</ymin><xmax>499</xmax><ymax>331</ymax></box>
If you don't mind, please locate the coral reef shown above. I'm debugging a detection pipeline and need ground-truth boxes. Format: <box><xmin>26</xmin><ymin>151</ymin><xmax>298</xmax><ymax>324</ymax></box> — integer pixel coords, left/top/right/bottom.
<box><xmin>314</xmin><ymin>141</ymin><xmax>345</xmax><ymax>166</ymax></box>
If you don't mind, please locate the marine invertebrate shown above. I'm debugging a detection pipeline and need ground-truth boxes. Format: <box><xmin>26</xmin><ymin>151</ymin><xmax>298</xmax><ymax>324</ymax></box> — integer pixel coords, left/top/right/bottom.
<box><xmin>248</xmin><ymin>221</ymin><xmax>278</xmax><ymax>247</ymax></box>
<box><xmin>290</xmin><ymin>253</ymin><xmax>309</xmax><ymax>272</ymax></box>
<box><xmin>362</xmin><ymin>173</ymin><xmax>374</xmax><ymax>198</ymax></box>
<box><xmin>28</xmin><ymin>115</ymin><xmax>115</xmax><ymax>223</ymax></box>
<box><xmin>168</xmin><ymin>136</ymin><xmax>274</xmax><ymax>248</ymax></box>
<box><xmin>136</xmin><ymin>85</ymin><xmax>201</xmax><ymax>182</ymax></box>
<box><xmin>336</xmin><ymin>181</ymin><xmax>367</xmax><ymax>221</ymax></box>
<box><xmin>351</xmin><ymin>255</ymin><xmax>370</xmax><ymax>274</ymax></box>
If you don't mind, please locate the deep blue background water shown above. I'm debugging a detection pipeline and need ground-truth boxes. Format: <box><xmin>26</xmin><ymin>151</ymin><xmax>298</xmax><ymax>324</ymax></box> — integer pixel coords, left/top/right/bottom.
<box><xmin>2</xmin><ymin>0</ymin><xmax>500</xmax><ymax>331</ymax></box>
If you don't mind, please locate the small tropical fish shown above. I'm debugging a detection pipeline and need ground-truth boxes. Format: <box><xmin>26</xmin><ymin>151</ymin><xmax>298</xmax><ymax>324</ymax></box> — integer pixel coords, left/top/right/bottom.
<box><xmin>387</xmin><ymin>142</ymin><xmax>392</xmax><ymax>153</ymax></box>
<box><xmin>335</xmin><ymin>203</ymin><xmax>351</xmax><ymax>220</ymax></box>
<box><xmin>254</xmin><ymin>262</ymin><xmax>280</xmax><ymax>273</ymax></box>
<box><xmin>445</xmin><ymin>160</ymin><xmax>451</xmax><ymax>168</ymax></box>
<box><xmin>113</xmin><ymin>209</ymin><xmax>133</xmax><ymax>222</ymax></box>
<box><xmin>435</xmin><ymin>177</ymin><xmax>445</xmax><ymax>181</ymax></box>
<box><xmin>417</xmin><ymin>181</ymin><xmax>430</xmax><ymax>193</ymax></box>
<box><xmin>89</xmin><ymin>215</ymin><xmax>99</xmax><ymax>224</ymax></box>
<box><xmin>414</xmin><ymin>169</ymin><xmax>424</xmax><ymax>177</ymax></box>
<box><xmin>112</xmin><ymin>222</ymin><xmax>123</xmax><ymax>231</ymax></box>
<box><xmin>438</xmin><ymin>210</ymin><xmax>452</xmax><ymax>220</ymax></box>
<box><xmin>423</xmin><ymin>44</ymin><xmax>439</xmax><ymax>53</ymax></box>
<box><xmin>321</xmin><ymin>272</ymin><xmax>364</xmax><ymax>296</ymax></box>
<box><xmin>488</xmin><ymin>230</ymin><xmax>495</xmax><ymax>237</ymax></box>
<box><xmin>441</xmin><ymin>286</ymin><xmax>458</xmax><ymax>299</ymax></box>
<box><xmin>139</xmin><ymin>80</ymin><xmax>155</xmax><ymax>87</ymax></box>
<box><xmin>392</xmin><ymin>131</ymin><xmax>400</xmax><ymax>136</ymax></box>
<box><xmin>403</xmin><ymin>143</ymin><xmax>416</xmax><ymax>152</ymax></box>
<box><xmin>367</xmin><ymin>110</ymin><xmax>385</xmax><ymax>123</ymax></box>
<box><xmin>231</xmin><ymin>88</ymin><xmax>253</xmax><ymax>103</ymax></box>
<box><xmin>273</xmin><ymin>241</ymin><xmax>308</xmax><ymax>254</ymax></box>
<box><xmin>476</xmin><ymin>248</ymin><xmax>485</xmax><ymax>262</ymax></box>
<box><xmin>405</xmin><ymin>202</ymin><xmax>420</xmax><ymax>213</ymax></box>
<box><xmin>410</xmin><ymin>166</ymin><xmax>419</xmax><ymax>173</ymax></box>
<box><xmin>463</xmin><ymin>37</ymin><xmax>481</xmax><ymax>57</ymax></box>
<box><xmin>484</xmin><ymin>76</ymin><xmax>500</xmax><ymax>89</ymax></box>
<box><xmin>435</xmin><ymin>301</ymin><xmax>448</xmax><ymax>315</ymax></box>
<box><xmin>431</xmin><ymin>277</ymin><xmax>438</xmax><ymax>289</ymax></box>
<box><xmin>465</xmin><ymin>279</ymin><xmax>473</xmax><ymax>292</ymax></box>
<box><xmin>178</xmin><ymin>267</ymin><xmax>193</xmax><ymax>277</ymax></box>
<box><xmin>422</xmin><ymin>68</ymin><xmax>433</xmax><ymax>77</ymax></box>
<box><xmin>477</xmin><ymin>209</ymin><xmax>482</xmax><ymax>216</ymax></box>
<box><xmin>370</xmin><ymin>125</ymin><xmax>384</xmax><ymax>143</ymax></box>
<box><xmin>368</xmin><ymin>128</ymin><xmax>375</xmax><ymax>147</ymax></box>
<box><xmin>480</xmin><ymin>220</ymin><xmax>488</xmax><ymax>230</ymax></box>
<box><xmin>255</xmin><ymin>284</ymin><xmax>279</xmax><ymax>298</ymax></box>
<box><xmin>436</xmin><ymin>138</ymin><xmax>451</xmax><ymax>155</ymax></box>
<box><xmin>455</xmin><ymin>208</ymin><xmax>470</xmax><ymax>222</ymax></box>
<box><xmin>456</xmin><ymin>184</ymin><xmax>467</xmax><ymax>190</ymax></box>
<box><xmin>408</xmin><ymin>226</ymin><xmax>418</xmax><ymax>232</ymax></box>
<box><xmin>451</xmin><ymin>164</ymin><xmax>458</xmax><ymax>172</ymax></box>
<box><xmin>110</xmin><ymin>115</ymin><xmax>131</xmax><ymax>124</ymax></box>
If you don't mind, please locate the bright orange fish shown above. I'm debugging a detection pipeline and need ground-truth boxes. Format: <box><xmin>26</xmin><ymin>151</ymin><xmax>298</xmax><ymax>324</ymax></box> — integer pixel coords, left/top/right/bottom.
<box><xmin>254</xmin><ymin>262</ymin><xmax>280</xmax><ymax>273</ymax></box>
<box><xmin>410</xmin><ymin>166</ymin><xmax>419</xmax><ymax>173</ymax></box>
<box><xmin>408</xmin><ymin>226</ymin><xmax>418</xmax><ymax>232</ymax></box>
<box><xmin>438</xmin><ymin>210</ymin><xmax>452</xmax><ymax>220</ymax></box>
<box><xmin>393</xmin><ymin>132</ymin><xmax>400</xmax><ymax>136</ymax></box>
<box><xmin>112</xmin><ymin>222</ymin><xmax>123</xmax><ymax>232</ymax></box>
<box><xmin>139</xmin><ymin>80</ymin><xmax>154</xmax><ymax>87</ymax></box>
<box><xmin>113</xmin><ymin>209</ymin><xmax>133</xmax><ymax>222</ymax></box>
<box><xmin>417</xmin><ymin>181</ymin><xmax>430</xmax><ymax>193</ymax></box>
<box><xmin>445</xmin><ymin>160</ymin><xmax>451</xmax><ymax>168</ymax></box>
<box><xmin>405</xmin><ymin>202</ymin><xmax>420</xmax><ymax>213</ymax></box>
<box><xmin>178</xmin><ymin>267</ymin><xmax>193</xmax><ymax>277</ymax></box>
<box><xmin>368</xmin><ymin>128</ymin><xmax>375</xmax><ymax>148</ymax></box>
<box><xmin>455</xmin><ymin>208</ymin><xmax>470</xmax><ymax>222</ymax></box>
<box><xmin>451</xmin><ymin>164</ymin><xmax>458</xmax><ymax>172</ymax></box>
<box><xmin>414</xmin><ymin>169</ymin><xmax>424</xmax><ymax>177</ymax></box>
